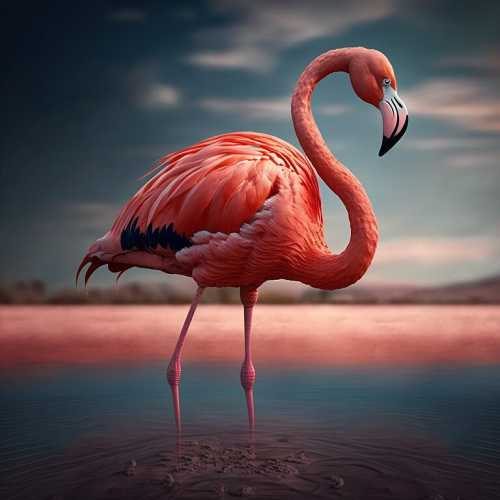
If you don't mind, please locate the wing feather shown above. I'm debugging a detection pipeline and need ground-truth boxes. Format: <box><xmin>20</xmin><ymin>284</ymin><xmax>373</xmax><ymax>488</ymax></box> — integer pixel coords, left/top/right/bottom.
<box><xmin>110</xmin><ymin>132</ymin><xmax>321</xmax><ymax>252</ymax></box>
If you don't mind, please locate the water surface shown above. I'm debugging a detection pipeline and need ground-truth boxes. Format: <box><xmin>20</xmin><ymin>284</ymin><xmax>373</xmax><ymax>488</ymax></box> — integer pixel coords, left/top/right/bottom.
<box><xmin>1</xmin><ymin>305</ymin><xmax>500</xmax><ymax>499</ymax></box>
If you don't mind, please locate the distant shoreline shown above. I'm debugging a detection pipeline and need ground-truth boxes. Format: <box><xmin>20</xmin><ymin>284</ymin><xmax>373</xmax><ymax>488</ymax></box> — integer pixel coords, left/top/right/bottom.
<box><xmin>1</xmin><ymin>274</ymin><xmax>499</xmax><ymax>305</ymax></box>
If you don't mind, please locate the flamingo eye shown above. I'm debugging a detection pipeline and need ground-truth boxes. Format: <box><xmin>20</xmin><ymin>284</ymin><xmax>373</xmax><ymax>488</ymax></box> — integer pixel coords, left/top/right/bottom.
<box><xmin>383</xmin><ymin>78</ymin><xmax>391</xmax><ymax>88</ymax></box>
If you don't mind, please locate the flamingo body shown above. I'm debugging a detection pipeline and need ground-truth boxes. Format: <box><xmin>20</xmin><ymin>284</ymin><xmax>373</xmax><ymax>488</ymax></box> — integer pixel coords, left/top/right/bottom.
<box><xmin>82</xmin><ymin>132</ymin><xmax>325</xmax><ymax>289</ymax></box>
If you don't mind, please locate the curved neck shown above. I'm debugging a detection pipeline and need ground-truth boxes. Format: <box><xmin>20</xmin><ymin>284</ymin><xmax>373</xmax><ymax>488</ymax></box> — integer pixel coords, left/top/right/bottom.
<box><xmin>291</xmin><ymin>48</ymin><xmax>378</xmax><ymax>290</ymax></box>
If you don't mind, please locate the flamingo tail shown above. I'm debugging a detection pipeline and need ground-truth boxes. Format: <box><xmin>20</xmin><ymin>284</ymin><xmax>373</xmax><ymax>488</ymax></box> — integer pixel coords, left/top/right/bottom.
<box><xmin>75</xmin><ymin>254</ymin><xmax>107</xmax><ymax>288</ymax></box>
<box><xmin>76</xmin><ymin>233</ymin><xmax>132</xmax><ymax>287</ymax></box>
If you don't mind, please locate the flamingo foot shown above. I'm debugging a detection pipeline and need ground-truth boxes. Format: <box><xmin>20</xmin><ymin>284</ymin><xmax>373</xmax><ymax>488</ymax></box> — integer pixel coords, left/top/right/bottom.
<box><xmin>167</xmin><ymin>362</ymin><xmax>182</xmax><ymax>433</ymax></box>
<box><xmin>240</xmin><ymin>360</ymin><xmax>256</xmax><ymax>429</ymax></box>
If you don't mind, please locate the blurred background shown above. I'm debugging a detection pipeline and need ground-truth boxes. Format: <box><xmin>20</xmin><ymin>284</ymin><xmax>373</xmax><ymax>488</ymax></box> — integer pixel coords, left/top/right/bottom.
<box><xmin>2</xmin><ymin>0</ymin><xmax>500</xmax><ymax>304</ymax></box>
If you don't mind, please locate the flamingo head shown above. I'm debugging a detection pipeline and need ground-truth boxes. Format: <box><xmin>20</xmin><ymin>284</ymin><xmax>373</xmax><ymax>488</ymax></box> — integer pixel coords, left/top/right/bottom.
<box><xmin>349</xmin><ymin>49</ymin><xmax>409</xmax><ymax>157</ymax></box>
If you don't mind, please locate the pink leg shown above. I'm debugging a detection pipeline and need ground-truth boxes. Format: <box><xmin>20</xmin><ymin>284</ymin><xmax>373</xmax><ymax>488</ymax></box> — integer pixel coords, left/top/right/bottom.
<box><xmin>167</xmin><ymin>286</ymin><xmax>204</xmax><ymax>433</ymax></box>
<box><xmin>240</xmin><ymin>287</ymin><xmax>259</xmax><ymax>429</ymax></box>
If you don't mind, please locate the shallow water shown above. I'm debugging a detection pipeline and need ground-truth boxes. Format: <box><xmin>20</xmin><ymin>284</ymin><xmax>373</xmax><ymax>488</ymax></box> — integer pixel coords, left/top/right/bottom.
<box><xmin>1</xmin><ymin>306</ymin><xmax>500</xmax><ymax>499</ymax></box>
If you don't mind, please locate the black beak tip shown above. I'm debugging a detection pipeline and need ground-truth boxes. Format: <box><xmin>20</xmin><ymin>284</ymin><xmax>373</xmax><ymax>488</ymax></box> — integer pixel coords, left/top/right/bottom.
<box><xmin>378</xmin><ymin>138</ymin><xmax>391</xmax><ymax>157</ymax></box>
<box><xmin>378</xmin><ymin>115</ymin><xmax>409</xmax><ymax>158</ymax></box>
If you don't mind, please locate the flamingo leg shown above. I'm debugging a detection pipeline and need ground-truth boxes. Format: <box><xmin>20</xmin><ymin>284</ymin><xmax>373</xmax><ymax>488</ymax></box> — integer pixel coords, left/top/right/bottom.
<box><xmin>167</xmin><ymin>286</ymin><xmax>204</xmax><ymax>433</ymax></box>
<box><xmin>240</xmin><ymin>287</ymin><xmax>259</xmax><ymax>429</ymax></box>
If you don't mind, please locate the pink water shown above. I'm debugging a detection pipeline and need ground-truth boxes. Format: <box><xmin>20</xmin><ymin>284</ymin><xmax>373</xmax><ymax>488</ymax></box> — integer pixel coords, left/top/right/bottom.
<box><xmin>2</xmin><ymin>305</ymin><xmax>500</xmax><ymax>367</ymax></box>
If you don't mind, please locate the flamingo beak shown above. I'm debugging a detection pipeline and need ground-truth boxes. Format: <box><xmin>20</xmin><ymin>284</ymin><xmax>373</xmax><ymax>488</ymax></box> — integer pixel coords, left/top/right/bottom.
<box><xmin>378</xmin><ymin>86</ymin><xmax>409</xmax><ymax>157</ymax></box>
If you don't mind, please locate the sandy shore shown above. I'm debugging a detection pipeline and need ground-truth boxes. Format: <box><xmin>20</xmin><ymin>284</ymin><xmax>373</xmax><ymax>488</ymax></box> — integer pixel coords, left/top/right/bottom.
<box><xmin>1</xmin><ymin>305</ymin><xmax>500</xmax><ymax>367</ymax></box>
<box><xmin>34</xmin><ymin>428</ymin><xmax>498</xmax><ymax>500</ymax></box>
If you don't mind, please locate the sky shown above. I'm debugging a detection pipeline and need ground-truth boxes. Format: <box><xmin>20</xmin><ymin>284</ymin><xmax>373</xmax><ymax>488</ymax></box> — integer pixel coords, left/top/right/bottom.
<box><xmin>2</xmin><ymin>0</ymin><xmax>500</xmax><ymax>291</ymax></box>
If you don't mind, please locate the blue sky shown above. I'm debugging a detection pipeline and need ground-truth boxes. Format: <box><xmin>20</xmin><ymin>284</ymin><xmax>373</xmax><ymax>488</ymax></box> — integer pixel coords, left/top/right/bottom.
<box><xmin>2</xmin><ymin>0</ymin><xmax>499</xmax><ymax>290</ymax></box>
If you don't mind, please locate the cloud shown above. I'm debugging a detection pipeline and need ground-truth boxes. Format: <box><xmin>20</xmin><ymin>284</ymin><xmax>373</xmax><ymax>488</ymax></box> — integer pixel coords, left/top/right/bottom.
<box><xmin>188</xmin><ymin>0</ymin><xmax>396</xmax><ymax>71</ymax></box>
<box><xmin>403</xmin><ymin>137</ymin><xmax>495</xmax><ymax>152</ymax></box>
<box><xmin>443</xmin><ymin>152</ymin><xmax>499</xmax><ymax>169</ymax></box>
<box><xmin>199</xmin><ymin>97</ymin><xmax>348</xmax><ymax>120</ymax></box>
<box><xmin>438</xmin><ymin>52</ymin><xmax>500</xmax><ymax>72</ymax></box>
<box><xmin>66</xmin><ymin>202</ymin><xmax>121</xmax><ymax>233</ymax></box>
<box><xmin>376</xmin><ymin>236</ymin><xmax>500</xmax><ymax>264</ymax></box>
<box><xmin>126</xmin><ymin>62</ymin><xmax>182</xmax><ymax>110</ymax></box>
<box><xmin>109</xmin><ymin>8</ymin><xmax>147</xmax><ymax>23</ymax></box>
<box><xmin>188</xmin><ymin>48</ymin><xmax>272</xmax><ymax>70</ymax></box>
<box><xmin>139</xmin><ymin>83</ymin><xmax>182</xmax><ymax>109</ymax></box>
<box><xmin>405</xmin><ymin>78</ymin><xmax>500</xmax><ymax>133</ymax></box>
<box><xmin>320</xmin><ymin>104</ymin><xmax>351</xmax><ymax>116</ymax></box>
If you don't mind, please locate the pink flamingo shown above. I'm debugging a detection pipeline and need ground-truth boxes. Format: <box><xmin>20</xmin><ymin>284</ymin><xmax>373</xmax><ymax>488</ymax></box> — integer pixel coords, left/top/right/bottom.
<box><xmin>77</xmin><ymin>47</ymin><xmax>408</xmax><ymax>431</ymax></box>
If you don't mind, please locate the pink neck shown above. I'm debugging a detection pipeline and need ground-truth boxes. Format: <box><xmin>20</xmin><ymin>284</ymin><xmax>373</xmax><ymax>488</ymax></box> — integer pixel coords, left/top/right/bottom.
<box><xmin>291</xmin><ymin>48</ymin><xmax>378</xmax><ymax>290</ymax></box>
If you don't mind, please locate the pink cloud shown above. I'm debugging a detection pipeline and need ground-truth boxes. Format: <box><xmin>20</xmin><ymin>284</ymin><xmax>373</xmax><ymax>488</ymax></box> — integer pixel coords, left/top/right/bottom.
<box><xmin>405</xmin><ymin>78</ymin><xmax>500</xmax><ymax>133</ymax></box>
<box><xmin>376</xmin><ymin>236</ymin><xmax>500</xmax><ymax>264</ymax></box>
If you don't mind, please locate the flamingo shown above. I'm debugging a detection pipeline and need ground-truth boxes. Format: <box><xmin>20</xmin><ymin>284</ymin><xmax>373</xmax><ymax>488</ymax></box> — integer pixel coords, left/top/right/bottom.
<box><xmin>77</xmin><ymin>47</ymin><xmax>409</xmax><ymax>431</ymax></box>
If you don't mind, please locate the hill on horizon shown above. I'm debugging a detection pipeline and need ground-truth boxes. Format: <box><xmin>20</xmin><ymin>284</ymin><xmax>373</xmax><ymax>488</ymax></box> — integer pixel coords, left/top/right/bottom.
<box><xmin>1</xmin><ymin>274</ymin><xmax>500</xmax><ymax>305</ymax></box>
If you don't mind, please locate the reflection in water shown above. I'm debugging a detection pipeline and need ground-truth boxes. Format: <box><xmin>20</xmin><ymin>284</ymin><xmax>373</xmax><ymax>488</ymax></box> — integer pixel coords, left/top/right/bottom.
<box><xmin>2</xmin><ymin>361</ymin><xmax>500</xmax><ymax>499</ymax></box>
